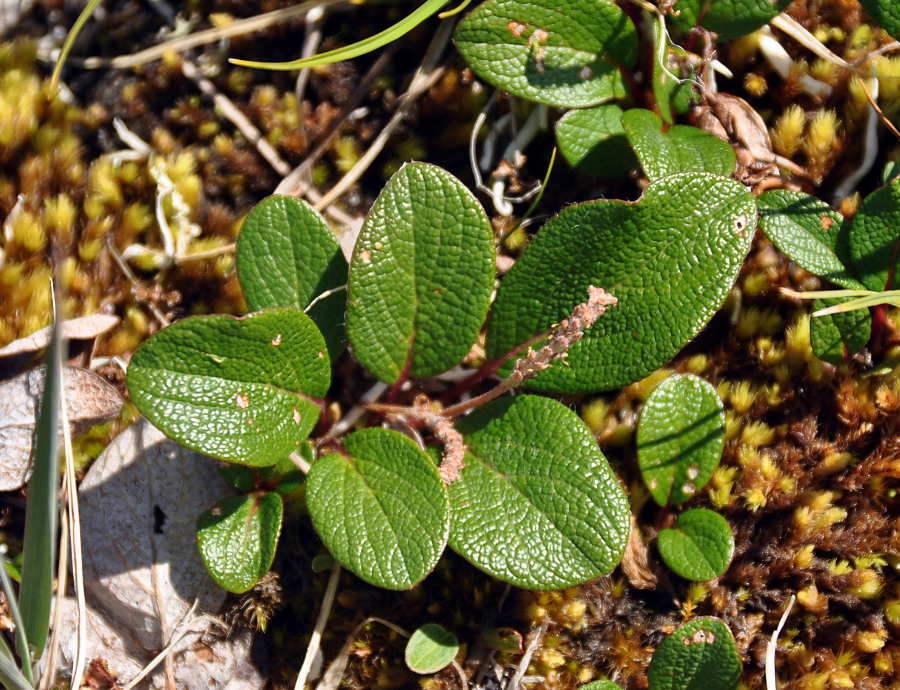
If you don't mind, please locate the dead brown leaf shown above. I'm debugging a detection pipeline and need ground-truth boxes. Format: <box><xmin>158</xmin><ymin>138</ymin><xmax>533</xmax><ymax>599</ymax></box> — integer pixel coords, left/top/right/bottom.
<box><xmin>0</xmin><ymin>366</ymin><xmax>124</xmax><ymax>491</ymax></box>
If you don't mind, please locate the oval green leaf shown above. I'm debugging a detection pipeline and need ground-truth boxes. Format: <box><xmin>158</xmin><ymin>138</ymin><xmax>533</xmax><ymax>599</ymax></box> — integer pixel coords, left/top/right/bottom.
<box><xmin>346</xmin><ymin>162</ymin><xmax>494</xmax><ymax>383</ymax></box>
<box><xmin>454</xmin><ymin>0</ymin><xmax>637</xmax><ymax>108</ymax></box>
<box><xmin>127</xmin><ymin>308</ymin><xmax>330</xmax><ymax>466</ymax></box>
<box><xmin>637</xmin><ymin>374</ymin><xmax>724</xmax><ymax>507</ymax></box>
<box><xmin>556</xmin><ymin>105</ymin><xmax>637</xmax><ymax>178</ymax></box>
<box><xmin>810</xmin><ymin>298</ymin><xmax>871</xmax><ymax>366</ymax></box>
<box><xmin>487</xmin><ymin>172</ymin><xmax>756</xmax><ymax>393</ymax></box>
<box><xmin>621</xmin><ymin>109</ymin><xmax>736</xmax><ymax>181</ymax></box>
<box><xmin>757</xmin><ymin>190</ymin><xmax>862</xmax><ymax>289</ymax></box>
<box><xmin>449</xmin><ymin>395</ymin><xmax>630</xmax><ymax>590</ymax></box>
<box><xmin>236</xmin><ymin>195</ymin><xmax>349</xmax><ymax>360</ymax></box>
<box><xmin>581</xmin><ymin>682</ymin><xmax>623</xmax><ymax>690</ymax></box>
<box><xmin>405</xmin><ymin>623</ymin><xmax>460</xmax><ymax>674</ymax></box>
<box><xmin>647</xmin><ymin>616</ymin><xmax>741</xmax><ymax>690</ymax></box>
<box><xmin>657</xmin><ymin>508</ymin><xmax>734</xmax><ymax>581</ymax></box>
<box><xmin>860</xmin><ymin>0</ymin><xmax>900</xmax><ymax>41</ymax></box>
<box><xmin>197</xmin><ymin>492</ymin><xmax>283</xmax><ymax>593</ymax></box>
<box><xmin>306</xmin><ymin>427</ymin><xmax>450</xmax><ymax>589</ymax></box>
<box><xmin>670</xmin><ymin>0</ymin><xmax>792</xmax><ymax>40</ymax></box>
<box><xmin>849</xmin><ymin>178</ymin><xmax>900</xmax><ymax>290</ymax></box>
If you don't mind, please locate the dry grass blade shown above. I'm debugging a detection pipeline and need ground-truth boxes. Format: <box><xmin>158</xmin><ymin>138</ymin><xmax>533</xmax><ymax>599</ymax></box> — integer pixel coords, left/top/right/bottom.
<box><xmin>43</xmin><ymin>0</ymin><xmax>349</xmax><ymax>70</ymax></box>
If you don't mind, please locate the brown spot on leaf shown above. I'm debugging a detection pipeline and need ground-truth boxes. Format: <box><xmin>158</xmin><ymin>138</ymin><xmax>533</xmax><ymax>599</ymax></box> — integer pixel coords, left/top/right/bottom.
<box><xmin>507</xmin><ymin>20</ymin><xmax>527</xmax><ymax>38</ymax></box>
<box><xmin>236</xmin><ymin>393</ymin><xmax>249</xmax><ymax>409</ymax></box>
<box><xmin>821</xmin><ymin>215</ymin><xmax>834</xmax><ymax>229</ymax></box>
<box><xmin>293</xmin><ymin>407</ymin><xmax>302</xmax><ymax>424</ymax></box>
<box><xmin>359</xmin><ymin>250</ymin><xmax>371</xmax><ymax>262</ymax></box>
<box><xmin>271</xmin><ymin>333</ymin><xmax>282</xmax><ymax>346</ymax></box>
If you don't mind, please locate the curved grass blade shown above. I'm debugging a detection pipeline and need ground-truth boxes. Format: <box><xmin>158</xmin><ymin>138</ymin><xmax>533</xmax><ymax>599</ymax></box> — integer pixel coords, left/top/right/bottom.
<box><xmin>0</xmin><ymin>553</ymin><xmax>33</xmax><ymax>685</ymax></box>
<box><xmin>51</xmin><ymin>0</ymin><xmax>105</xmax><ymax>89</ymax></box>
<box><xmin>229</xmin><ymin>0</ymin><xmax>452</xmax><ymax>70</ymax></box>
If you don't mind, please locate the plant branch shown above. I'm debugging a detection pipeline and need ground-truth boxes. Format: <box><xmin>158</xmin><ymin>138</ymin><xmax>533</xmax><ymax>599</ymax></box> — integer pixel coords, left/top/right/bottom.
<box><xmin>442</xmin><ymin>286</ymin><xmax>617</xmax><ymax>417</ymax></box>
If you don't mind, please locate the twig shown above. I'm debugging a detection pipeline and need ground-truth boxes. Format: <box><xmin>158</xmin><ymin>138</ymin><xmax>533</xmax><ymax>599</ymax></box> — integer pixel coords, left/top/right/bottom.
<box><xmin>294</xmin><ymin>562</ymin><xmax>341</xmax><ymax>690</ymax></box>
<box><xmin>765</xmin><ymin>595</ymin><xmax>795</xmax><ymax>690</ymax></box>
<box><xmin>180</xmin><ymin>58</ymin><xmax>291</xmax><ymax>177</ymax></box>
<box><xmin>442</xmin><ymin>286</ymin><xmax>617</xmax><ymax>417</ymax></box>
<box><xmin>276</xmin><ymin>45</ymin><xmax>398</xmax><ymax>197</ymax></box>
<box><xmin>312</xmin><ymin>16</ymin><xmax>455</xmax><ymax>211</ymax></box>
<box><xmin>60</xmin><ymin>365</ymin><xmax>87</xmax><ymax>690</ymax></box>
<box><xmin>119</xmin><ymin>601</ymin><xmax>220</xmax><ymax>690</ymax></box>
<box><xmin>41</xmin><ymin>0</ymin><xmax>350</xmax><ymax>69</ymax></box>
<box><xmin>508</xmin><ymin>623</ymin><xmax>545</xmax><ymax>690</ymax></box>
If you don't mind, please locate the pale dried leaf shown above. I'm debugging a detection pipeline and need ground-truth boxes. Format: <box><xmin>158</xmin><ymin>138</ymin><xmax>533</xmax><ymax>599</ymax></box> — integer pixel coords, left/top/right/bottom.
<box><xmin>0</xmin><ymin>366</ymin><xmax>124</xmax><ymax>491</ymax></box>
<box><xmin>0</xmin><ymin>315</ymin><xmax>120</xmax><ymax>358</ymax></box>
<box><xmin>56</xmin><ymin>418</ymin><xmax>265</xmax><ymax>688</ymax></box>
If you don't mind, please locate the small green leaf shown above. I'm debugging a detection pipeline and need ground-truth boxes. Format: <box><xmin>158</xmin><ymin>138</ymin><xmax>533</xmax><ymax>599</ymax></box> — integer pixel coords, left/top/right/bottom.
<box><xmin>637</xmin><ymin>374</ymin><xmax>724</xmax><ymax>507</ymax></box>
<box><xmin>859</xmin><ymin>0</ymin><xmax>900</xmax><ymax>41</ymax></box>
<box><xmin>347</xmin><ymin>162</ymin><xmax>494</xmax><ymax>383</ymax></box>
<box><xmin>488</xmin><ymin>172</ymin><xmax>756</xmax><ymax>393</ymax></box>
<box><xmin>454</xmin><ymin>0</ymin><xmax>637</xmax><ymax>108</ymax></box>
<box><xmin>127</xmin><ymin>308</ymin><xmax>330</xmax><ymax>466</ymax></box>
<box><xmin>556</xmin><ymin>105</ymin><xmax>637</xmax><ymax>178</ymax></box>
<box><xmin>236</xmin><ymin>195</ymin><xmax>348</xmax><ymax>361</ymax></box>
<box><xmin>218</xmin><ymin>464</ymin><xmax>257</xmax><ymax>492</ymax></box>
<box><xmin>670</xmin><ymin>0</ymin><xmax>792</xmax><ymax>40</ymax></box>
<box><xmin>271</xmin><ymin>448</ymin><xmax>309</xmax><ymax>495</ymax></box>
<box><xmin>197</xmin><ymin>492</ymin><xmax>283</xmax><ymax>593</ymax></box>
<box><xmin>405</xmin><ymin>623</ymin><xmax>460</xmax><ymax>674</ymax></box>
<box><xmin>657</xmin><ymin>509</ymin><xmax>734</xmax><ymax>581</ymax></box>
<box><xmin>478</xmin><ymin>627</ymin><xmax>523</xmax><ymax>653</ymax></box>
<box><xmin>580</xmin><ymin>682</ymin><xmax>623</xmax><ymax>690</ymax></box>
<box><xmin>621</xmin><ymin>109</ymin><xmax>736</xmax><ymax>181</ymax></box>
<box><xmin>757</xmin><ymin>190</ymin><xmax>862</xmax><ymax>289</ymax></box>
<box><xmin>810</xmin><ymin>298</ymin><xmax>871</xmax><ymax>365</ymax></box>
<box><xmin>306</xmin><ymin>428</ymin><xmax>450</xmax><ymax>589</ymax></box>
<box><xmin>850</xmin><ymin>178</ymin><xmax>900</xmax><ymax>290</ymax></box>
<box><xmin>647</xmin><ymin>617</ymin><xmax>741</xmax><ymax>690</ymax></box>
<box><xmin>448</xmin><ymin>395</ymin><xmax>630</xmax><ymax>590</ymax></box>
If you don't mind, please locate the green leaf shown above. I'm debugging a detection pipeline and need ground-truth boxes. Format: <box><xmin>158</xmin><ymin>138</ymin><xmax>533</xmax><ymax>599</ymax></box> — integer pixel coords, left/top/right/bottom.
<box><xmin>757</xmin><ymin>190</ymin><xmax>862</xmax><ymax>289</ymax></box>
<box><xmin>306</xmin><ymin>427</ymin><xmax>450</xmax><ymax>589</ymax></box>
<box><xmin>0</xmin><ymin>553</ymin><xmax>32</xmax><ymax>687</ymax></box>
<box><xmin>487</xmin><ymin>172</ymin><xmax>756</xmax><ymax>393</ymax></box>
<box><xmin>454</xmin><ymin>0</ymin><xmax>637</xmax><ymax>108</ymax></box>
<box><xmin>580</xmin><ymin>682</ymin><xmax>623</xmax><ymax>690</ymax></box>
<box><xmin>236</xmin><ymin>195</ymin><xmax>349</xmax><ymax>360</ymax></box>
<box><xmin>657</xmin><ymin>509</ymin><xmax>734</xmax><ymax>581</ymax></box>
<box><xmin>849</xmin><ymin>178</ymin><xmax>900</xmax><ymax>290</ymax></box>
<box><xmin>478</xmin><ymin>627</ymin><xmax>523</xmax><ymax>653</ymax></box>
<box><xmin>405</xmin><ymin>623</ymin><xmax>460</xmax><ymax>674</ymax></box>
<box><xmin>346</xmin><ymin>162</ymin><xmax>494</xmax><ymax>383</ymax></box>
<box><xmin>197</xmin><ymin>492</ymin><xmax>283</xmax><ymax>593</ymax></box>
<box><xmin>860</xmin><ymin>0</ymin><xmax>900</xmax><ymax>41</ymax></box>
<box><xmin>269</xmin><ymin>448</ymin><xmax>308</xmax><ymax>495</ymax></box>
<box><xmin>18</xmin><ymin>314</ymin><xmax>64</xmax><ymax>664</ymax></box>
<box><xmin>810</xmin><ymin>298</ymin><xmax>871</xmax><ymax>365</ymax></box>
<box><xmin>127</xmin><ymin>308</ymin><xmax>330</xmax><ymax>466</ymax></box>
<box><xmin>670</xmin><ymin>0</ymin><xmax>792</xmax><ymax>40</ymax></box>
<box><xmin>637</xmin><ymin>374</ymin><xmax>724</xmax><ymax>507</ymax></box>
<box><xmin>555</xmin><ymin>105</ymin><xmax>637</xmax><ymax>178</ymax></box>
<box><xmin>647</xmin><ymin>617</ymin><xmax>741</xmax><ymax>690</ymax></box>
<box><xmin>448</xmin><ymin>395</ymin><xmax>630</xmax><ymax>590</ymax></box>
<box><xmin>621</xmin><ymin>109</ymin><xmax>736</xmax><ymax>181</ymax></box>
<box><xmin>218</xmin><ymin>464</ymin><xmax>257</xmax><ymax>492</ymax></box>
